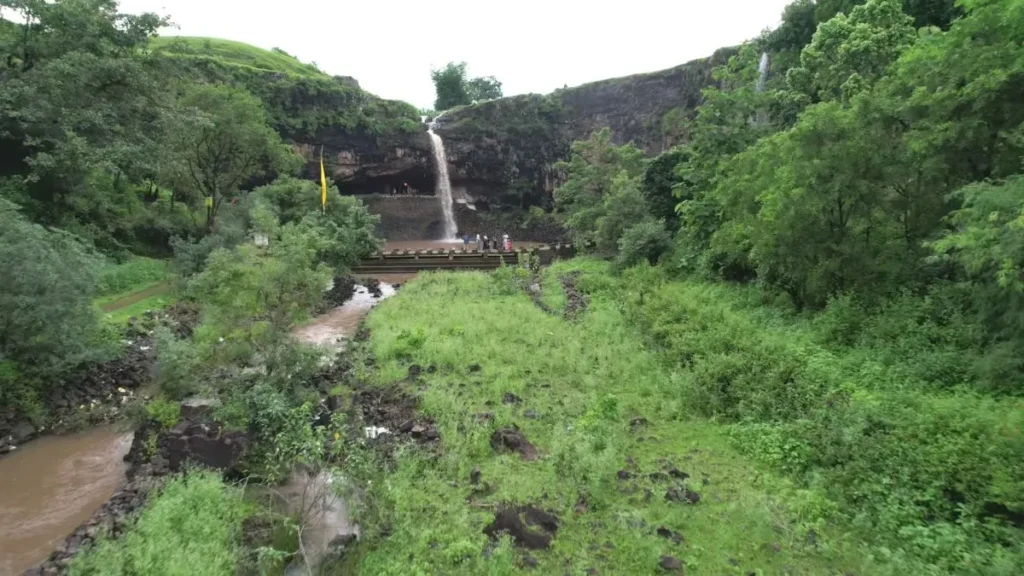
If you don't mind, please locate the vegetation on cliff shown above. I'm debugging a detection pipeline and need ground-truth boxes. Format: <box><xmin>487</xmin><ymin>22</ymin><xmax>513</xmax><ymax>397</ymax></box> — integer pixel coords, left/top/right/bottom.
<box><xmin>430</xmin><ymin>61</ymin><xmax>503</xmax><ymax>111</ymax></box>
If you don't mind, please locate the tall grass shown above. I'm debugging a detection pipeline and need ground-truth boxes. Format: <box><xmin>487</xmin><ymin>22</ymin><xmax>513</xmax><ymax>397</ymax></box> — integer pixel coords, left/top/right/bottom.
<box><xmin>349</xmin><ymin>268</ymin><xmax>878</xmax><ymax>575</ymax></box>
<box><xmin>96</xmin><ymin>257</ymin><xmax>170</xmax><ymax>298</ymax></box>
<box><xmin>604</xmin><ymin>261</ymin><xmax>1024</xmax><ymax>573</ymax></box>
<box><xmin>69</xmin><ymin>472</ymin><xmax>251</xmax><ymax>576</ymax></box>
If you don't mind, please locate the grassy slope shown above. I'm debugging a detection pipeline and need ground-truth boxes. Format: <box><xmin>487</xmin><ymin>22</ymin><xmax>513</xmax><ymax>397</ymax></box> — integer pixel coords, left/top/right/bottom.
<box><xmin>92</xmin><ymin>257</ymin><xmax>177</xmax><ymax>324</ymax></box>
<box><xmin>353</xmin><ymin>263</ymin><xmax>879</xmax><ymax>575</ymax></box>
<box><xmin>148</xmin><ymin>36</ymin><xmax>325</xmax><ymax>78</ymax></box>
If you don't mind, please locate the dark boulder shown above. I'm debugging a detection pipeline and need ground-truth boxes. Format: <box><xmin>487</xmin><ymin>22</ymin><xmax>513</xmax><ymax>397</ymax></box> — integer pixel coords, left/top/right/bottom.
<box><xmin>483</xmin><ymin>505</ymin><xmax>559</xmax><ymax>550</ymax></box>
<box><xmin>490</xmin><ymin>426</ymin><xmax>537</xmax><ymax>460</ymax></box>
<box><xmin>659</xmin><ymin>555</ymin><xmax>683</xmax><ymax>572</ymax></box>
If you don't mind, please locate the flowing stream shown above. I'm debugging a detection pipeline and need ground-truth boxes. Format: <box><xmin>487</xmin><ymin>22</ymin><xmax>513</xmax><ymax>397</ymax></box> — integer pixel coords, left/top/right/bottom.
<box><xmin>0</xmin><ymin>428</ymin><xmax>133</xmax><ymax>574</ymax></box>
<box><xmin>1</xmin><ymin>282</ymin><xmax>398</xmax><ymax>575</ymax></box>
<box><xmin>427</xmin><ymin>115</ymin><xmax>458</xmax><ymax>240</ymax></box>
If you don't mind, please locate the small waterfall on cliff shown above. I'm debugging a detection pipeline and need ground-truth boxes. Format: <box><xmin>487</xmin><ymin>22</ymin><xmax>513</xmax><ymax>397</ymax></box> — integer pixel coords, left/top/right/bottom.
<box><xmin>753</xmin><ymin>52</ymin><xmax>771</xmax><ymax>126</ymax></box>
<box><xmin>756</xmin><ymin>52</ymin><xmax>770</xmax><ymax>93</ymax></box>
<box><xmin>427</xmin><ymin>115</ymin><xmax>458</xmax><ymax>240</ymax></box>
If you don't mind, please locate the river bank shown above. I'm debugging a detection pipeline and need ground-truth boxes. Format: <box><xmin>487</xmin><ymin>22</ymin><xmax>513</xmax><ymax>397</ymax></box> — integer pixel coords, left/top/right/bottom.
<box><xmin>10</xmin><ymin>278</ymin><xmax>396</xmax><ymax>574</ymax></box>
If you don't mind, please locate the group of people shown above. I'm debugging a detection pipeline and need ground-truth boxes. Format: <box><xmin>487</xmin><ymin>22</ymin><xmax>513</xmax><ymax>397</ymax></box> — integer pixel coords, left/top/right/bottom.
<box><xmin>389</xmin><ymin>182</ymin><xmax>413</xmax><ymax>196</ymax></box>
<box><xmin>462</xmin><ymin>233</ymin><xmax>512</xmax><ymax>252</ymax></box>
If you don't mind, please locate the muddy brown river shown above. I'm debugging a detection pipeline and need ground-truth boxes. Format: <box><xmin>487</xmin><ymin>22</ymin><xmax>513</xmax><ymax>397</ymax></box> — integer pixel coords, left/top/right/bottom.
<box><xmin>0</xmin><ymin>428</ymin><xmax>132</xmax><ymax>574</ymax></box>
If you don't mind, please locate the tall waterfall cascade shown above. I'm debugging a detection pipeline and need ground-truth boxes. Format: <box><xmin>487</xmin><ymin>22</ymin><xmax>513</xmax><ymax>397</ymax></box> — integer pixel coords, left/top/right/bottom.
<box><xmin>427</xmin><ymin>115</ymin><xmax>458</xmax><ymax>240</ymax></box>
<box><xmin>756</xmin><ymin>52</ymin><xmax>770</xmax><ymax>93</ymax></box>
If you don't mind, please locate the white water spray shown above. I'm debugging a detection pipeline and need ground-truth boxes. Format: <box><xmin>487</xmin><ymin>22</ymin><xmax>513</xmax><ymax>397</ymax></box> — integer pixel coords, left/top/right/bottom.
<box><xmin>756</xmin><ymin>52</ymin><xmax>770</xmax><ymax>93</ymax></box>
<box><xmin>427</xmin><ymin>115</ymin><xmax>458</xmax><ymax>240</ymax></box>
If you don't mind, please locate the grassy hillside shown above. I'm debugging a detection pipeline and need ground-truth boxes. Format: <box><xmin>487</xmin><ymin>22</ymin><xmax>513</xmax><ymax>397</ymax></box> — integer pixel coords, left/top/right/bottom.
<box><xmin>149</xmin><ymin>36</ymin><xmax>421</xmax><ymax>138</ymax></box>
<box><xmin>341</xmin><ymin>264</ymin><xmax>884</xmax><ymax>575</ymax></box>
<box><xmin>148</xmin><ymin>36</ymin><xmax>325</xmax><ymax>78</ymax></box>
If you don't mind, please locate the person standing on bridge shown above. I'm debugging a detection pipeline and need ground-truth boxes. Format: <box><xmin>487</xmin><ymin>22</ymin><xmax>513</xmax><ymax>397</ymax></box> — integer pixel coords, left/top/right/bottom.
<box><xmin>462</xmin><ymin>233</ymin><xmax>471</xmax><ymax>251</ymax></box>
<box><xmin>503</xmin><ymin>234</ymin><xmax>511</xmax><ymax>252</ymax></box>
<box><xmin>476</xmin><ymin>234</ymin><xmax>483</xmax><ymax>251</ymax></box>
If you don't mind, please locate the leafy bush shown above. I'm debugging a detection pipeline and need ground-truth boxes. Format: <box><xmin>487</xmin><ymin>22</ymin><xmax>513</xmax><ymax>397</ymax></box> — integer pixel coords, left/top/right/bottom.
<box><xmin>250</xmin><ymin>176</ymin><xmax>381</xmax><ymax>273</ymax></box>
<box><xmin>616</xmin><ymin>219</ymin><xmax>672</xmax><ymax>268</ymax></box>
<box><xmin>69</xmin><ymin>472</ymin><xmax>251</xmax><ymax>576</ymax></box>
<box><xmin>171</xmin><ymin>203</ymin><xmax>249</xmax><ymax>277</ymax></box>
<box><xmin>145</xmin><ymin>396</ymin><xmax>181</xmax><ymax>428</ymax></box>
<box><xmin>0</xmin><ymin>199</ymin><xmax>108</xmax><ymax>381</ymax></box>
<box><xmin>153</xmin><ymin>326</ymin><xmax>200</xmax><ymax>400</ymax></box>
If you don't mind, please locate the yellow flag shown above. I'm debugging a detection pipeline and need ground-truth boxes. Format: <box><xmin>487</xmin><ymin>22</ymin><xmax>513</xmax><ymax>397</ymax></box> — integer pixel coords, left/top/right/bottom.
<box><xmin>319</xmin><ymin>147</ymin><xmax>328</xmax><ymax>212</ymax></box>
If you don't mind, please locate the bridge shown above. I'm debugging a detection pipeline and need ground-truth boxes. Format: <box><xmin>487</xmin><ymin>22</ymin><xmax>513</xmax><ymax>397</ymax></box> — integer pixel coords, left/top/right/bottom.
<box><xmin>352</xmin><ymin>244</ymin><xmax>577</xmax><ymax>275</ymax></box>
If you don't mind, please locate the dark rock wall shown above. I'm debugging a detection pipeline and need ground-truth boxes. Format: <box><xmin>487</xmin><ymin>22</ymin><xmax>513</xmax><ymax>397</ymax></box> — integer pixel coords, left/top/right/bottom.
<box><xmin>433</xmin><ymin>48</ymin><xmax>737</xmax><ymax>208</ymax></box>
<box><xmin>293</xmin><ymin>130</ymin><xmax>434</xmax><ymax>196</ymax></box>
<box><xmin>360</xmin><ymin>196</ymin><xmax>448</xmax><ymax>241</ymax></box>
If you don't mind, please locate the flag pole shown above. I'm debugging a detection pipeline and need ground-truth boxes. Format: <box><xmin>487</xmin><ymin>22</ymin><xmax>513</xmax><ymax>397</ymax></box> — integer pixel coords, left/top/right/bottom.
<box><xmin>319</xmin><ymin>145</ymin><xmax>327</xmax><ymax>214</ymax></box>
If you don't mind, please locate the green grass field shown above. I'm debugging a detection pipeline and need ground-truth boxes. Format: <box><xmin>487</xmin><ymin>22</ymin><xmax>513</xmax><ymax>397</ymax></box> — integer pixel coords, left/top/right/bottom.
<box><xmin>148</xmin><ymin>36</ymin><xmax>326</xmax><ymax>78</ymax></box>
<box><xmin>346</xmin><ymin>265</ymin><xmax>881</xmax><ymax>575</ymax></box>
<box><xmin>93</xmin><ymin>257</ymin><xmax>177</xmax><ymax>324</ymax></box>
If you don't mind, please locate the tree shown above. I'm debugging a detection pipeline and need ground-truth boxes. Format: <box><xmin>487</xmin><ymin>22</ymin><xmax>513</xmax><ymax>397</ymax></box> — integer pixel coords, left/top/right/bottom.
<box><xmin>431</xmin><ymin>62</ymin><xmax>470</xmax><ymax>111</ymax></box>
<box><xmin>187</xmin><ymin>209</ymin><xmax>332</xmax><ymax>348</ymax></box>
<box><xmin>786</xmin><ymin>0</ymin><xmax>917</xmax><ymax>103</ymax></box>
<box><xmin>430</xmin><ymin>61</ymin><xmax>503</xmax><ymax>111</ymax></box>
<box><xmin>162</xmin><ymin>84</ymin><xmax>300</xmax><ymax>227</ymax></box>
<box><xmin>466</xmin><ymin>76</ymin><xmax>502</xmax><ymax>102</ymax></box>
<box><xmin>553</xmin><ymin>128</ymin><xmax>645</xmax><ymax>248</ymax></box>
<box><xmin>250</xmin><ymin>176</ymin><xmax>382</xmax><ymax>272</ymax></box>
<box><xmin>641</xmin><ymin>147</ymin><xmax>688</xmax><ymax>231</ymax></box>
<box><xmin>0</xmin><ymin>199</ymin><xmax>107</xmax><ymax>382</ymax></box>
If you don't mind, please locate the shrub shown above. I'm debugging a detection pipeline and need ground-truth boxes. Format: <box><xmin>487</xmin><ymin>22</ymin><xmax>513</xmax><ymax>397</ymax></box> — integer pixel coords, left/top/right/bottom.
<box><xmin>0</xmin><ymin>199</ymin><xmax>107</xmax><ymax>381</ymax></box>
<box><xmin>145</xmin><ymin>396</ymin><xmax>181</xmax><ymax>429</ymax></box>
<box><xmin>69</xmin><ymin>472</ymin><xmax>251</xmax><ymax>576</ymax></box>
<box><xmin>153</xmin><ymin>326</ymin><xmax>200</xmax><ymax>400</ymax></box>
<box><xmin>616</xmin><ymin>219</ymin><xmax>672</xmax><ymax>269</ymax></box>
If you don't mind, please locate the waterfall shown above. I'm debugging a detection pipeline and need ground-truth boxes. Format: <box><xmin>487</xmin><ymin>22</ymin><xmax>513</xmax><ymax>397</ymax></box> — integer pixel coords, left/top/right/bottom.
<box><xmin>756</xmin><ymin>52</ymin><xmax>770</xmax><ymax>93</ymax></box>
<box><xmin>427</xmin><ymin>115</ymin><xmax>458</xmax><ymax>240</ymax></box>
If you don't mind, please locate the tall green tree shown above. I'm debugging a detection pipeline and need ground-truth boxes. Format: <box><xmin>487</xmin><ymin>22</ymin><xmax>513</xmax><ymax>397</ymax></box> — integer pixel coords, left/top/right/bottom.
<box><xmin>553</xmin><ymin>128</ymin><xmax>645</xmax><ymax>248</ymax></box>
<box><xmin>161</xmin><ymin>84</ymin><xmax>299</xmax><ymax>227</ymax></box>
<box><xmin>786</xmin><ymin>0</ymin><xmax>917</xmax><ymax>103</ymax></box>
<box><xmin>430</xmin><ymin>61</ymin><xmax>503</xmax><ymax>111</ymax></box>
<box><xmin>250</xmin><ymin>176</ymin><xmax>382</xmax><ymax>272</ymax></box>
<box><xmin>0</xmin><ymin>199</ymin><xmax>107</xmax><ymax>382</ymax></box>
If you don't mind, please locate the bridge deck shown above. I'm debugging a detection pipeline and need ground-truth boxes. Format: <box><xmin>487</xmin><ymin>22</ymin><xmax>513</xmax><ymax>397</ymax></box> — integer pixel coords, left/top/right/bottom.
<box><xmin>352</xmin><ymin>244</ymin><xmax>576</xmax><ymax>274</ymax></box>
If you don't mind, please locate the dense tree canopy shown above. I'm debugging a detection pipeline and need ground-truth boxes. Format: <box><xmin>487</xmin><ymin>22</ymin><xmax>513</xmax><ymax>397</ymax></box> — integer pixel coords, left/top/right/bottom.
<box><xmin>430</xmin><ymin>61</ymin><xmax>503</xmax><ymax>111</ymax></box>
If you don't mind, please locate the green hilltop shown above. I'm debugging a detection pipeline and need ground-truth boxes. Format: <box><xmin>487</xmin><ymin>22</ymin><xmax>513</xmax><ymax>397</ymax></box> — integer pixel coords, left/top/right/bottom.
<box><xmin>148</xmin><ymin>36</ymin><xmax>327</xmax><ymax>78</ymax></box>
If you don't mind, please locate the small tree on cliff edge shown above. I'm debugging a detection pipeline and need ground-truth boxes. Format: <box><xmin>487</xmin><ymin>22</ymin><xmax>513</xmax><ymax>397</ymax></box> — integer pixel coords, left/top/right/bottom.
<box><xmin>431</xmin><ymin>62</ymin><xmax>503</xmax><ymax>111</ymax></box>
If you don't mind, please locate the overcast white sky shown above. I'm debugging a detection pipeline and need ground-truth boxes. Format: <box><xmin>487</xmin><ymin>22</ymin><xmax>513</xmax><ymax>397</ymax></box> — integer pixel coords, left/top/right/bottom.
<box><xmin>118</xmin><ymin>0</ymin><xmax>791</xmax><ymax>109</ymax></box>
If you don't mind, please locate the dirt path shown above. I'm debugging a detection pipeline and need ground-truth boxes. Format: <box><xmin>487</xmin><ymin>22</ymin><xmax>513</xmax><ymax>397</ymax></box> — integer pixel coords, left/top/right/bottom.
<box><xmin>100</xmin><ymin>282</ymin><xmax>171</xmax><ymax>313</ymax></box>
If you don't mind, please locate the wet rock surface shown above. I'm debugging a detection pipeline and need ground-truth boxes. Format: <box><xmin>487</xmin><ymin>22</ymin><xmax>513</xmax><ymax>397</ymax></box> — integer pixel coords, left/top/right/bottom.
<box><xmin>490</xmin><ymin>426</ymin><xmax>538</xmax><ymax>460</ymax></box>
<box><xmin>356</xmin><ymin>385</ymin><xmax>438</xmax><ymax>444</ymax></box>
<box><xmin>316</xmin><ymin>275</ymin><xmax>358</xmax><ymax>312</ymax></box>
<box><xmin>125</xmin><ymin>397</ymin><xmax>251</xmax><ymax>482</ymax></box>
<box><xmin>484</xmin><ymin>505</ymin><xmax>559</xmax><ymax>550</ymax></box>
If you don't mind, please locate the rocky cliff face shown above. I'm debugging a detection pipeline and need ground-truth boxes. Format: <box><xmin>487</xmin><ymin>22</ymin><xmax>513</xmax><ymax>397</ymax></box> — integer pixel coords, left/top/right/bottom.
<box><xmin>433</xmin><ymin>48</ymin><xmax>736</xmax><ymax>208</ymax></box>
<box><xmin>292</xmin><ymin>129</ymin><xmax>434</xmax><ymax>196</ymax></box>
<box><xmin>170</xmin><ymin>56</ymin><xmax>434</xmax><ymax>197</ymax></box>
